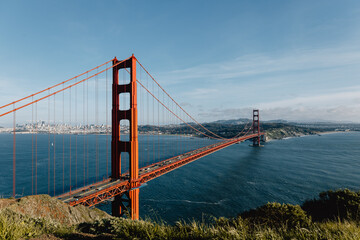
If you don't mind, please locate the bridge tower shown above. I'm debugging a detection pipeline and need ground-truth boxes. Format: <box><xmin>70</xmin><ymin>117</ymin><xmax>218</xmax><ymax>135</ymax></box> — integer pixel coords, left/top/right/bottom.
<box><xmin>111</xmin><ymin>55</ymin><xmax>140</xmax><ymax>220</ymax></box>
<box><xmin>252</xmin><ymin>109</ymin><xmax>261</xmax><ymax>146</ymax></box>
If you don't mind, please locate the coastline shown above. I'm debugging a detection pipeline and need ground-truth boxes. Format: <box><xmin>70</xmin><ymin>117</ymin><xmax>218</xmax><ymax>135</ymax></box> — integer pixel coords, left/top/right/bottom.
<box><xmin>266</xmin><ymin>130</ymin><xmax>354</xmax><ymax>142</ymax></box>
<box><xmin>0</xmin><ymin>131</ymin><xmax>198</xmax><ymax>138</ymax></box>
<box><xmin>316</xmin><ymin>131</ymin><xmax>345</xmax><ymax>135</ymax></box>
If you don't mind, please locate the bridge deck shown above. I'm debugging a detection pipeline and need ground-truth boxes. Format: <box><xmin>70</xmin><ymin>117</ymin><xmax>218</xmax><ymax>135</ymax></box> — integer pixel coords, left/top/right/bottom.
<box><xmin>59</xmin><ymin>133</ymin><xmax>264</xmax><ymax>207</ymax></box>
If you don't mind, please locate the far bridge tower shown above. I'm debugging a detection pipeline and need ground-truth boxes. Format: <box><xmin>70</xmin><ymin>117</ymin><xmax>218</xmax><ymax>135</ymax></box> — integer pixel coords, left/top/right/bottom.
<box><xmin>252</xmin><ymin>109</ymin><xmax>261</xmax><ymax>146</ymax></box>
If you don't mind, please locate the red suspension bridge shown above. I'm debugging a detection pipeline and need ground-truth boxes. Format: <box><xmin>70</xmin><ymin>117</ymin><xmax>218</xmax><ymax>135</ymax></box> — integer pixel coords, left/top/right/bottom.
<box><xmin>0</xmin><ymin>55</ymin><xmax>264</xmax><ymax>220</ymax></box>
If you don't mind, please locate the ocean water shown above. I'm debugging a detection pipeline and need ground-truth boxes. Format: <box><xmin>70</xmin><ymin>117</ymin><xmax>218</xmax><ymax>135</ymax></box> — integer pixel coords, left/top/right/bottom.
<box><xmin>1</xmin><ymin>132</ymin><xmax>360</xmax><ymax>224</ymax></box>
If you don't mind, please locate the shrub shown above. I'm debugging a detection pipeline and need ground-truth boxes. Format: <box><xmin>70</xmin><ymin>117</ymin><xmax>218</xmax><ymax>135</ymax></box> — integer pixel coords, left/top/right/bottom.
<box><xmin>240</xmin><ymin>202</ymin><xmax>311</xmax><ymax>229</ymax></box>
<box><xmin>0</xmin><ymin>211</ymin><xmax>42</xmax><ymax>240</ymax></box>
<box><xmin>79</xmin><ymin>217</ymin><xmax>171</xmax><ymax>239</ymax></box>
<box><xmin>302</xmin><ymin>189</ymin><xmax>360</xmax><ymax>222</ymax></box>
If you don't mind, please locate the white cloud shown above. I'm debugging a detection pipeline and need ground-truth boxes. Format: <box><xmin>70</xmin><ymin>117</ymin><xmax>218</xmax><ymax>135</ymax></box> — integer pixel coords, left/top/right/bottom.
<box><xmin>159</xmin><ymin>46</ymin><xmax>360</xmax><ymax>84</ymax></box>
<box><xmin>197</xmin><ymin>105</ymin><xmax>360</xmax><ymax>123</ymax></box>
<box><xmin>195</xmin><ymin>88</ymin><xmax>360</xmax><ymax>122</ymax></box>
<box><xmin>183</xmin><ymin>88</ymin><xmax>219</xmax><ymax>99</ymax></box>
<box><xmin>258</xmin><ymin>89</ymin><xmax>360</xmax><ymax>109</ymax></box>
<box><xmin>156</xmin><ymin>45</ymin><xmax>360</xmax><ymax>122</ymax></box>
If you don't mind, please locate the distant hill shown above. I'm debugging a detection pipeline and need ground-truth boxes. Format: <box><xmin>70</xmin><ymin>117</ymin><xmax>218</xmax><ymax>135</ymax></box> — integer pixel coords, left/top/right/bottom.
<box><xmin>207</xmin><ymin>118</ymin><xmax>291</xmax><ymax>125</ymax></box>
<box><xmin>263</xmin><ymin>119</ymin><xmax>289</xmax><ymax>123</ymax></box>
<box><xmin>139</xmin><ymin>118</ymin><xmax>359</xmax><ymax>140</ymax></box>
<box><xmin>207</xmin><ymin>119</ymin><xmax>360</xmax><ymax>125</ymax></box>
<box><xmin>210</xmin><ymin>118</ymin><xmax>250</xmax><ymax>125</ymax></box>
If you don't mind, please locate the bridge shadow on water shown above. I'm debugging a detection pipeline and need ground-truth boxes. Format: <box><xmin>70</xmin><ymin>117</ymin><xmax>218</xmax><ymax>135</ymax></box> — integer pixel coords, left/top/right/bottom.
<box><xmin>199</xmin><ymin>144</ymin><xmax>265</xmax><ymax>215</ymax></box>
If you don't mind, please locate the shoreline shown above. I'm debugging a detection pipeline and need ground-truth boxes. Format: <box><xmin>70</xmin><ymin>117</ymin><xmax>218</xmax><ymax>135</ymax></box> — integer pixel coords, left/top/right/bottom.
<box><xmin>0</xmin><ymin>131</ymin><xmax>198</xmax><ymax>138</ymax></box>
<box><xmin>266</xmin><ymin>130</ymin><xmax>356</xmax><ymax>142</ymax></box>
<box><xmin>316</xmin><ymin>130</ymin><xmax>346</xmax><ymax>135</ymax></box>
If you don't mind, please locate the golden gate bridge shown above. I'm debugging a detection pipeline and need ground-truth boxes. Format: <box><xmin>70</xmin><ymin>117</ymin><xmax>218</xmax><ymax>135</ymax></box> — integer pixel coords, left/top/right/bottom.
<box><xmin>0</xmin><ymin>55</ymin><xmax>264</xmax><ymax>220</ymax></box>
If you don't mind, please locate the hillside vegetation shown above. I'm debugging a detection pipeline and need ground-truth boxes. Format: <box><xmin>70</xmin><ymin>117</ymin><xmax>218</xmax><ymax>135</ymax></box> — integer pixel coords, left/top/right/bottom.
<box><xmin>1</xmin><ymin>189</ymin><xmax>360</xmax><ymax>239</ymax></box>
<box><xmin>140</xmin><ymin>122</ymin><xmax>326</xmax><ymax>140</ymax></box>
<box><xmin>262</xmin><ymin>123</ymin><xmax>318</xmax><ymax>140</ymax></box>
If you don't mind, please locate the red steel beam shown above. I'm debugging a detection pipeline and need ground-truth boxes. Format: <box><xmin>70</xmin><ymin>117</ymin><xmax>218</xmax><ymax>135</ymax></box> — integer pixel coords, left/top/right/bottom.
<box><xmin>69</xmin><ymin>181</ymin><xmax>129</xmax><ymax>207</ymax></box>
<box><xmin>57</xmin><ymin>178</ymin><xmax>111</xmax><ymax>199</ymax></box>
<box><xmin>111</xmin><ymin>57</ymin><xmax>120</xmax><ymax>179</ymax></box>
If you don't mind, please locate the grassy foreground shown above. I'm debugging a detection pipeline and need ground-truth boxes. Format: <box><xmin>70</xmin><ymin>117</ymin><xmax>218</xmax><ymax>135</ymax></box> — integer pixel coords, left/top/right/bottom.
<box><xmin>1</xmin><ymin>189</ymin><xmax>360</xmax><ymax>239</ymax></box>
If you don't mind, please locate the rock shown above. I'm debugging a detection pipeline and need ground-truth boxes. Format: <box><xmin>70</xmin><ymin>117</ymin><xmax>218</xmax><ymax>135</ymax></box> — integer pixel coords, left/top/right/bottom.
<box><xmin>0</xmin><ymin>195</ymin><xmax>110</xmax><ymax>226</ymax></box>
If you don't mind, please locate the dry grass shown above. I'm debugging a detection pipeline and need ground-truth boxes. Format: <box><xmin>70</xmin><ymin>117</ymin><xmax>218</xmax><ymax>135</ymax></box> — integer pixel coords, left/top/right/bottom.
<box><xmin>1</xmin><ymin>208</ymin><xmax>360</xmax><ymax>240</ymax></box>
<box><xmin>2</xmin><ymin>190</ymin><xmax>360</xmax><ymax>239</ymax></box>
<box><xmin>77</xmin><ymin>216</ymin><xmax>360</xmax><ymax>240</ymax></box>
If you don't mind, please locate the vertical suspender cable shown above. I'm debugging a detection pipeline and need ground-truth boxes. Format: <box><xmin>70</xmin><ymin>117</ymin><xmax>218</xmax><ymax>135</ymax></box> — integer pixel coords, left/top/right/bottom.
<box><xmin>83</xmin><ymin>82</ymin><xmax>86</xmax><ymax>186</ymax></box>
<box><xmin>106</xmin><ymin>65</ymin><xmax>109</xmax><ymax>177</ymax></box>
<box><xmin>31</xmin><ymin>98</ymin><xmax>34</xmax><ymax>195</ymax></box>
<box><xmin>162</xmin><ymin>91</ymin><xmax>165</xmax><ymax>159</ymax></box>
<box><xmin>35</xmin><ymin>102</ymin><xmax>38</xmax><ymax>194</ymax></box>
<box><xmin>179</xmin><ymin>107</ymin><xmax>181</xmax><ymax>153</ymax></box>
<box><xmin>176</xmin><ymin>104</ymin><xmax>179</xmax><ymax>154</ymax></box>
<box><xmin>175</xmin><ymin>104</ymin><xmax>178</xmax><ymax>154</ymax></box>
<box><xmin>146</xmin><ymin>73</ymin><xmax>149</xmax><ymax>166</ymax></box>
<box><xmin>75</xmin><ymin>78</ymin><xmax>78</xmax><ymax>189</ymax></box>
<box><xmin>181</xmin><ymin>108</ymin><xmax>183</xmax><ymax>153</ymax></box>
<box><xmin>62</xmin><ymin>83</ymin><xmax>65</xmax><ymax>193</ymax></box>
<box><xmin>48</xmin><ymin>90</ymin><xmax>51</xmax><ymax>194</ymax></box>
<box><xmin>53</xmin><ymin>95</ymin><xmax>56</xmax><ymax>196</ymax></box>
<box><xmin>83</xmin><ymin>80</ymin><xmax>86</xmax><ymax>187</ymax></box>
<box><xmin>156</xmin><ymin>83</ymin><xmax>160</xmax><ymax>161</ymax></box>
<box><xmin>86</xmin><ymin>73</ymin><xmax>89</xmax><ymax>184</ymax></box>
<box><xmin>95</xmin><ymin>68</ymin><xmax>99</xmax><ymax>182</ymax></box>
<box><xmin>69</xmin><ymin>86</ymin><xmax>72</xmax><ymax>193</ymax></box>
<box><xmin>152</xmin><ymin>78</ymin><xmax>155</xmax><ymax>164</ymax></box>
<box><xmin>174</xmin><ymin>101</ymin><xmax>177</xmax><ymax>155</ymax></box>
<box><xmin>12</xmin><ymin>104</ymin><xmax>16</xmax><ymax>198</ymax></box>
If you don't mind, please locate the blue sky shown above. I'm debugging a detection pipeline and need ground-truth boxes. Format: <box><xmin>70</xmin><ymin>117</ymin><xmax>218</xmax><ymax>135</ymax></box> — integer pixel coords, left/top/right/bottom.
<box><xmin>1</xmin><ymin>0</ymin><xmax>360</xmax><ymax>122</ymax></box>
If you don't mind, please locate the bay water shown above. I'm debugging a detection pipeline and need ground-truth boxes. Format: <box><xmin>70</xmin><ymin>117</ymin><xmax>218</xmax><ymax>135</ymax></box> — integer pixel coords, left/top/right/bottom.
<box><xmin>0</xmin><ymin>132</ymin><xmax>359</xmax><ymax>224</ymax></box>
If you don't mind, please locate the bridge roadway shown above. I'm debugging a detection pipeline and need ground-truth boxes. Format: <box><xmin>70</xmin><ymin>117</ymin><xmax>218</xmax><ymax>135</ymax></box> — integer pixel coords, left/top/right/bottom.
<box><xmin>58</xmin><ymin>133</ymin><xmax>264</xmax><ymax>207</ymax></box>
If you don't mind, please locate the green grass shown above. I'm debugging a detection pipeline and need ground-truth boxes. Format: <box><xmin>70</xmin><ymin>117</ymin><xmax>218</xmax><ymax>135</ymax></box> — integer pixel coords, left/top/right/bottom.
<box><xmin>77</xmin><ymin>216</ymin><xmax>360</xmax><ymax>240</ymax></box>
<box><xmin>2</xmin><ymin>189</ymin><xmax>360</xmax><ymax>239</ymax></box>
<box><xmin>0</xmin><ymin>211</ymin><xmax>43</xmax><ymax>240</ymax></box>
<box><xmin>0</xmin><ymin>210</ymin><xmax>76</xmax><ymax>240</ymax></box>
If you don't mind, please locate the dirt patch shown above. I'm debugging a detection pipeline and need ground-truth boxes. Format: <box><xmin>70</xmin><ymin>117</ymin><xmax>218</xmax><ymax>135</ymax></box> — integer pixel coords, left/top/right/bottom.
<box><xmin>0</xmin><ymin>198</ymin><xmax>16</xmax><ymax>209</ymax></box>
